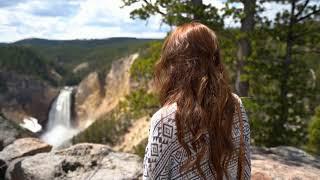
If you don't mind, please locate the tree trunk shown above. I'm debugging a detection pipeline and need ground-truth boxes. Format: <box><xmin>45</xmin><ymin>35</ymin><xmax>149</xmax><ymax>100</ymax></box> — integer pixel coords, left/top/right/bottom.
<box><xmin>235</xmin><ymin>0</ymin><xmax>256</xmax><ymax>96</ymax></box>
<box><xmin>277</xmin><ymin>0</ymin><xmax>296</xmax><ymax>144</ymax></box>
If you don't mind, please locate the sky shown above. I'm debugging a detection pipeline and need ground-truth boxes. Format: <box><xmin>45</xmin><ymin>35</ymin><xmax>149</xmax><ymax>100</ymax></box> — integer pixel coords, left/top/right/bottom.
<box><xmin>0</xmin><ymin>0</ymin><xmax>298</xmax><ymax>43</ymax></box>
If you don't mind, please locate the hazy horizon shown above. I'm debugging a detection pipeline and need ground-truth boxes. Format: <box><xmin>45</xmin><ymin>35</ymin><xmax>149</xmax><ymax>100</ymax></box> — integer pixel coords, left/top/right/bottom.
<box><xmin>0</xmin><ymin>36</ymin><xmax>162</xmax><ymax>44</ymax></box>
<box><xmin>0</xmin><ymin>0</ymin><xmax>304</xmax><ymax>43</ymax></box>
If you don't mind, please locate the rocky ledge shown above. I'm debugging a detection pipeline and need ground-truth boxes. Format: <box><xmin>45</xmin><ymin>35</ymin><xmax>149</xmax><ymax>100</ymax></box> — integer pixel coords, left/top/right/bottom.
<box><xmin>0</xmin><ymin>137</ymin><xmax>319</xmax><ymax>180</ymax></box>
<box><xmin>2</xmin><ymin>141</ymin><xmax>142</xmax><ymax>180</ymax></box>
<box><xmin>251</xmin><ymin>146</ymin><xmax>320</xmax><ymax>179</ymax></box>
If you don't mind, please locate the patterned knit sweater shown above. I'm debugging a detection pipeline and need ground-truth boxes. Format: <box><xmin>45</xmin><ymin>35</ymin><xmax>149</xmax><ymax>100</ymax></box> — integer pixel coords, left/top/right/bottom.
<box><xmin>143</xmin><ymin>93</ymin><xmax>251</xmax><ymax>179</ymax></box>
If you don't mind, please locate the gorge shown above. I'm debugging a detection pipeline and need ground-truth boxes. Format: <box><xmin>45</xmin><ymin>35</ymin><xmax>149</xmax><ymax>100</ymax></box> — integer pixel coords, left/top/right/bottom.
<box><xmin>38</xmin><ymin>52</ymin><xmax>139</xmax><ymax>148</ymax></box>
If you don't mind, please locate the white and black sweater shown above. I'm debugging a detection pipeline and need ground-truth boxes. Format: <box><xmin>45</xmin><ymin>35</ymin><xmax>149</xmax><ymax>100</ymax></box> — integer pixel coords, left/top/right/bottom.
<box><xmin>143</xmin><ymin>93</ymin><xmax>251</xmax><ymax>180</ymax></box>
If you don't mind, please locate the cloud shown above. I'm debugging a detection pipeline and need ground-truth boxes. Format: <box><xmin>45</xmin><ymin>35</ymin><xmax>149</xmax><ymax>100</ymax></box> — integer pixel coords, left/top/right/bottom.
<box><xmin>0</xmin><ymin>0</ymin><xmax>303</xmax><ymax>43</ymax></box>
<box><xmin>26</xmin><ymin>1</ymin><xmax>81</xmax><ymax>17</ymax></box>
<box><xmin>0</xmin><ymin>0</ymin><xmax>169</xmax><ymax>42</ymax></box>
<box><xmin>0</xmin><ymin>0</ymin><xmax>26</xmax><ymax>7</ymax></box>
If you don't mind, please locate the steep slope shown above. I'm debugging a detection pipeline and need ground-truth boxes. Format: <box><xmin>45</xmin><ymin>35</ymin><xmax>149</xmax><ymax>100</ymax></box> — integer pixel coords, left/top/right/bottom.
<box><xmin>14</xmin><ymin>38</ymin><xmax>157</xmax><ymax>85</ymax></box>
<box><xmin>0</xmin><ymin>71</ymin><xmax>58</xmax><ymax>124</ymax></box>
<box><xmin>74</xmin><ymin>53</ymin><xmax>139</xmax><ymax>128</ymax></box>
<box><xmin>0</xmin><ymin>46</ymin><xmax>59</xmax><ymax>124</ymax></box>
<box><xmin>72</xmin><ymin>42</ymin><xmax>161</xmax><ymax>153</ymax></box>
<box><xmin>0</xmin><ymin>38</ymin><xmax>157</xmax><ymax>126</ymax></box>
<box><xmin>113</xmin><ymin>116</ymin><xmax>149</xmax><ymax>152</ymax></box>
<box><xmin>0</xmin><ymin>46</ymin><xmax>59</xmax><ymax>84</ymax></box>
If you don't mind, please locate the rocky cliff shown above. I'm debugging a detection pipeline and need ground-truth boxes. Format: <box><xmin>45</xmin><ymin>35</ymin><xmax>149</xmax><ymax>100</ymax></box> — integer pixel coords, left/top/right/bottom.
<box><xmin>1</xmin><ymin>139</ymin><xmax>142</xmax><ymax>180</ymax></box>
<box><xmin>74</xmin><ymin>53</ymin><xmax>139</xmax><ymax>128</ymax></box>
<box><xmin>0</xmin><ymin>137</ymin><xmax>319</xmax><ymax>180</ymax></box>
<box><xmin>0</xmin><ymin>71</ymin><xmax>58</xmax><ymax>125</ymax></box>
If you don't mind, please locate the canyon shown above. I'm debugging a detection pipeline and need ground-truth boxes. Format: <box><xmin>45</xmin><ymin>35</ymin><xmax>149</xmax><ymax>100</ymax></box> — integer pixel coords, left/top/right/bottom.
<box><xmin>0</xmin><ymin>45</ymin><xmax>319</xmax><ymax>179</ymax></box>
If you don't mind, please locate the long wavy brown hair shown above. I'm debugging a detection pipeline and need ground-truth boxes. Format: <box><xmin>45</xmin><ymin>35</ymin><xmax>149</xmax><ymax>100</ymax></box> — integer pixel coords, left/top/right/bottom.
<box><xmin>154</xmin><ymin>22</ymin><xmax>238</xmax><ymax>179</ymax></box>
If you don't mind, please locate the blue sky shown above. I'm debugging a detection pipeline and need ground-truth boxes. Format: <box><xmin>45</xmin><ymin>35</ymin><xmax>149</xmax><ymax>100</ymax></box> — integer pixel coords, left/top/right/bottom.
<box><xmin>0</xmin><ymin>0</ymin><xmax>296</xmax><ymax>43</ymax></box>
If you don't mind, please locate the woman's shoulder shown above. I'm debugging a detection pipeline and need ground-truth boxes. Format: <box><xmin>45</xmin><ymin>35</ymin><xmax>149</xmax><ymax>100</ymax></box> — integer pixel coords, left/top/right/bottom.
<box><xmin>150</xmin><ymin>102</ymin><xmax>177</xmax><ymax>126</ymax></box>
<box><xmin>232</xmin><ymin>92</ymin><xmax>242</xmax><ymax>102</ymax></box>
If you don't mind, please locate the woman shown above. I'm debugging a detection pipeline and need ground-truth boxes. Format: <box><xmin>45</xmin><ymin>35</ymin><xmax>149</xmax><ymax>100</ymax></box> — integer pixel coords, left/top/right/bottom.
<box><xmin>143</xmin><ymin>22</ymin><xmax>251</xmax><ymax>180</ymax></box>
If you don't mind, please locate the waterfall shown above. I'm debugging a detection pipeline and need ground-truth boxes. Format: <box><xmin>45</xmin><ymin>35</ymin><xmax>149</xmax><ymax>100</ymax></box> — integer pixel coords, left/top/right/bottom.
<box><xmin>47</xmin><ymin>87</ymin><xmax>72</xmax><ymax>129</ymax></box>
<box><xmin>41</xmin><ymin>87</ymin><xmax>79</xmax><ymax>147</ymax></box>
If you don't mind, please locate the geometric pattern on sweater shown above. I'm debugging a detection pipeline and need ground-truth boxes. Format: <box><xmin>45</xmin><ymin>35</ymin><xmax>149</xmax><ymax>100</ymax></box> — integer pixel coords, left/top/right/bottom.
<box><xmin>143</xmin><ymin>93</ymin><xmax>251</xmax><ymax>180</ymax></box>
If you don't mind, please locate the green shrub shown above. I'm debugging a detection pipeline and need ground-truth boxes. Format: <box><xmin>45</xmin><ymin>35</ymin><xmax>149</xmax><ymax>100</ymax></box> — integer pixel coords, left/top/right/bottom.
<box><xmin>72</xmin><ymin>108</ymin><xmax>132</xmax><ymax>145</ymax></box>
<box><xmin>73</xmin><ymin>90</ymin><xmax>159</xmax><ymax>145</ymax></box>
<box><xmin>307</xmin><ymin>106</ymin><xmax>320</xmax><ymax>154</ymax></box>
<box><xmin>133</xmin><ymin>138</ymin><xmax>148</xmax><ymax>158</ymax></box>
<box><xmin>119</xmin><ymin>89</ymin><xmax>159</xmax><ymax>119</ymax></box>
<box><xmin>0</xmin><ymin>46</ymin><xmax>57</xmax><ymax>85</ymax></box>
<box><xmin>130</xmin><ymin>42</ymin><xmax>162</xmax><ymax>82</ymax></box>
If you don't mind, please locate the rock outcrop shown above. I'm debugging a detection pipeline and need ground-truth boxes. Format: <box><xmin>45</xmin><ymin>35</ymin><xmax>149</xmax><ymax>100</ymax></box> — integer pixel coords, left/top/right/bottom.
<box><xmin>6</xmin><ymin>143</ymin><xmax>142</xmax><ymax>180</ymax></box>
<box><xmin>0</xmin><ymin>138</ymin><xmax>52</xmax><ymax>180</ymax></box>
<box><xmin>251</xmin><ymin>146</ymin><xmax>320</xmax><ymax>179</ymax></box>
<box><xmin>0</xmin><ymin>71</ymin><xmax>58</xmax><ymax>125</ymax></box>
<box><xmin>0</xmin><ymin>138</ymin><xmax>52</xmax><ymax>162</ymax></box>
<box><xmin>74</xmin><ymin>53</ymin><xmax>139</xmax><ymax>128</ymax></box>
<box><xmin>74</xmin><ymin>72</ymin><xmax>104</xmax><ymax>127</ymax></box>
<box><xmin>1</xmin><ymin>136</ymin><xmax>319</xmax><ymax>180</ymax></box>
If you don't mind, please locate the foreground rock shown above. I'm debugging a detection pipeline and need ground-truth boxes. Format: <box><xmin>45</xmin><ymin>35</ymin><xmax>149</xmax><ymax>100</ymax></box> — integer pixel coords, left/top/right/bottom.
<box><xmin>3</xmin><ymin>138</ymin><xmax>319</xmax><ymax>180</ymax></box>
<box><xmin>0</xmin><ymin>138</ymin><xmax>52</xmax><ymax>180</ymax></box>
<box><xmin>0</xmin><ymin>138</ymin><xmax>52</xmax><ymax>162</ymax></box>
<box><xmin>6</xmin><ymin>143</ymin><xmax>142</xmax><ymax>180</ymax></box>
<box><xmin>252</xmin><ymin>146</ymin><xmax>320</xmax><ymax>179</ymax></box>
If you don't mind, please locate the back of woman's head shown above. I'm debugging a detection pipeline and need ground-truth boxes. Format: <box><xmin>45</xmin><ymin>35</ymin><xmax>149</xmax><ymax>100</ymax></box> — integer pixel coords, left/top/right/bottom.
<box><xmin>154</xmin><ymin>22</ymin><xmax>237</xmax><ymax>179</ymax></box>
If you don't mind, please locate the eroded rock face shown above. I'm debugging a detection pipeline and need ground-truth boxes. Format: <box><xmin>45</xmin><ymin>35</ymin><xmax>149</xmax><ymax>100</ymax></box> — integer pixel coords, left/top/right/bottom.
<box><xmin>74</xmin><ymin>54</ymin><xmax>139</xmax><ymax>128</ymax></box>
<box><xmin>74</xmin><ymin>72</ymin><xmax>104</xmax><ymax>127</ymax></box>
<box><xmin>6</xmin><ymin>143</ymin><xmax>142</xmax><ymax>180</ymax></box>
<box><xmin>0</xmin><ymin>71</ymin><xmax>58</xmax><ymax>125</ymax></box>
<box><xmin>251</xmin><ymin>146</ymin><xmax>320</xmax><ymax>179</ymax></box>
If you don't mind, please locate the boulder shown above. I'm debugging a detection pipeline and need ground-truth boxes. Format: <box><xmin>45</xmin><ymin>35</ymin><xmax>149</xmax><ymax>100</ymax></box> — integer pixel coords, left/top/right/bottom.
<box><xmin>0</xmin><ymin>138</ymin><xmax>52</xmax><ymax>162</ymax></box>
<box><xmin>0</xmin><ymin>138</ymin><xmax>51</xmax><ymax>180</ymax></box>
<box><xmin>251</xmin><ymin>146</ymin><xmax>320</xmax><ymax>179</ymax></box>
<box><xmin>6</xmin><ymin>143</ymin><xmax>142</xmax><ymax>180</ymax></box>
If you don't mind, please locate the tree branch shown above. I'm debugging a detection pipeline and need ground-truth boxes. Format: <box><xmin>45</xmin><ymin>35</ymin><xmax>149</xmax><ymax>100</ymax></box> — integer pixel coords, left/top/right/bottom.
<box><xmin>295</xmin><ymin>0</ymin><xmax>309</xmax><ymax>18</ymax></box>
<box><xmin>296</xmin><ymin>8</ymin><xmax>320</xmax><ymax>22</ymax></box>
<box><xmin>143</xmin><ymin>0</ymin><xmax>166</xmax><ymax>16</ymax></box>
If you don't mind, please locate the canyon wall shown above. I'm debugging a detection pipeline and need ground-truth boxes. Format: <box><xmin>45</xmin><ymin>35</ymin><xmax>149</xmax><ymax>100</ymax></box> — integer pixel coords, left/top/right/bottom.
<box><xmin>74</xmin><ymin>53</ymin><xmax>139</xmax><ymax>128</ymax></box>
<box><xmin>0</xmin><ymin>71</ymin><xmax>58</xmax><ymax>126</ymax></box>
